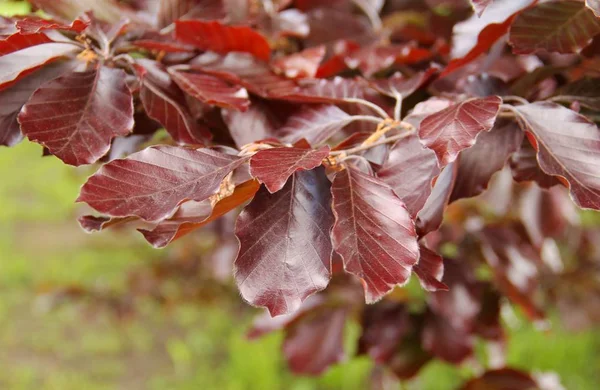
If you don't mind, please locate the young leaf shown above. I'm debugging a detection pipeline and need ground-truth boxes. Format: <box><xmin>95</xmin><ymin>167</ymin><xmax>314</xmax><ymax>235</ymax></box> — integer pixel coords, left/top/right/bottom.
<box><xmin>378</xmin><ymin>134</ymin><xmax>441</xmax><ymax>217</ymax></box>
<box><xmin>283</xmin><ymin>307</ymin><xmax>347</xmax><ymax>375</ymax></box>
<box><xmin>137</xmin><ymin>60</ymin><xmax>212</xmax><ymax>144</ymax></box>
<box><xmin>509</xmin><ymin>1</ymin><xmax>600</xmax><ymax>54</ymax></box>
<box><xmin>0</xmin><ymin>61</ymin><xmax>74</xmax><ymax>147</ymax></box>
<box><xmin>19</xmin><ymin>67</ymin><xmax>134</xmax><ymax>166</ymax></box>
<box><xmin>331</xmin><ymin>166</ymin><xmax>420</xmax><ymax>303</ymax></box>
<box><xmin>413</xmin><ymin>246</ymin><xmax>448</xmax><ymax>292</ymax></box>
<box><xmin>0</xmin><ymin>43</ymin><xmax>77</xmax><ymax>89</ymax></box>
<box><xmin>78</xmin><ymin>146</ymin><xmax>246</xmax><ymax>222</ymax></box>
<box><xmin>514</xmin><ymin>102</ymin><xmax>600</xmax><ymax>210</ymax></box>
<box><xmin>450</xmin><ymin>119</ymin><xmax>523</xmax><ymax>202</ymax></box>
<box><xmin>234</xmin><ymin>168</ymin><xmax>334</xmax><ymax>316</ymax></box>
<box><xmin>175</xmin><ymin>20</ymin><xmax>271</xmax><ymax>61</ymax></box>
<box><xmin>169</xmin><ymin>70</ymin><xmax>250</xmax><ymax>111</ymax></box>
<box><xmin>418</xmin><ymin>96</ymin><xmax>502</xmax><ymax>166</ymax></box>
<box><xmin>250</xmin><ymin>146</ymin><xmax>330</xmax><ymax>193</ymax></box>
<box><xmin>278</xmin><ymin>104</ymin><xmax>354</xmax><ymax>146</ymax></box>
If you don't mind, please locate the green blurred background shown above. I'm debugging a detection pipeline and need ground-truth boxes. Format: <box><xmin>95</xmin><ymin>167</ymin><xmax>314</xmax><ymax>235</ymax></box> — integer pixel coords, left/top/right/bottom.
<box><xmin>1</xmin><ymin>1</ymin><xmax>599</xmax><ymax>389</ymax></box>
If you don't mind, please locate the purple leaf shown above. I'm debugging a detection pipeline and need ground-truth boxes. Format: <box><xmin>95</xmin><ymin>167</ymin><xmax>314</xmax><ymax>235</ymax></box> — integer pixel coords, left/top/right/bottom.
<box><xmin>278</xmin><ymin>104</ymin><xmax>353</xmax><ymax>146</ymax></box>
<box><xmin>509</xmin><ymin>139</ymin><xmax>560</xmax><ymax>188</ymax></box>
<box><xmin>416</xmin><ymin>162</ymin><xmax>457</xmax><ymax>236</ymax></box>
<box><xmin>418</xmin><ymin>96</ymin><xmax>502</xmax><ymax>166</ymax></box>
<box><xmin>331</xmin><ymin>166</ymin><xmax>420</xmax><ymax>303</ymax></box>
<box><xmin>19</xmin><ymin>66</ymin><xmax>134</xmax><ymax>165</ymax></box>
<box><xmin>413</xmin><ymin>246</ymin><xmax>448</xmax><ymax>292</ymax></box>
<box><xmin>234</xmin><ymin>168</ymin><xmax>334</xmax><ymax>316</ymax></box>
<box><xmin>78</xmin><ymin>145</ymin><xmax>246</xmax><ymax>222</ymax></box>
<box><xmin>250</xmin><ymin>146</ymin><xmax>330</xmax><ymax>193</ymax></box>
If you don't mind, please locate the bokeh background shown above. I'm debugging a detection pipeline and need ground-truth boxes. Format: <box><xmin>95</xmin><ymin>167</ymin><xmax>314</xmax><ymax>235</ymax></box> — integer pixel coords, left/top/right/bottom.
<box><xmin>1</xmin><ymin>1</ymin><xmax>599</xmax><ymax>389</ymax></box>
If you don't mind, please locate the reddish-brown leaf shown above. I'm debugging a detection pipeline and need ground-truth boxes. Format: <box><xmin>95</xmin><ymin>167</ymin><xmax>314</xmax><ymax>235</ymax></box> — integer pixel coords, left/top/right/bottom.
<box><xmin>222</xmin><ymin>101</ymin><xmax>284</xmax><ymax>148</ymax></box>
<box><xmin>378</xmin><ymin>134</ymin><xmax>440</xmax><ymax>217</ymax></box>
<box><xmin>413</xmin><ymin>246</ymin><xmax>448</xmax><ymax>292</ymax></box>
<box><xmin>416</xmin><ymin>163</ymin><xmax>457</xmax><ymax>236</ymax></box>
<box><xmin>156</xmin><ymin>0</ymin><xmax>226</xmax><ymax>28</ymax></box>
<box><xmin>284</xmin><ymin>77</ymin><xmax>368</xmax><ymax>103</ymax></box>
<box><xmin>418</xmin><ymin>96</ymin><xmax>502</xmax><ymax>166</ymax></box>
<box><xmin>15</xmin><ymin>16</ymin><xmax>89</xmax><ymax>34</ymax></box>
<box><xmin>0</xmin><ymin>61</ymin><xmax>74</xmax><ymax>147</ymax></box>
<box><xmin>283</xmin><ymin>306</ymin><xmax>347</xmax><ymax>375</ymax></box>
<box><xmin>370</xmin><ymin>69</ymin><xmax>437</xmax><ymax>99</ymax></box>
<box><xmin>0</xmin><ymin>43</ymin><xmax>77</xmax><ymax>89</ymax></box>
<box><xmin>331</xmin><ymin>167</ymin><xmax>420</xmax><ymax>303</ymax></box>
<box><xmin>169</xmin><ymin>70</ymin><xmax>250</xmax><ymax>111</ymax></box>
<box><xmin>514</xmin><ymin>102</ymin><xmax>600</xmax><ymax>210</ymax></box>
<box><xmin>461</xmin><ymin>368</ymin><xmax>538</xmax><ymax>390</ymax></box>
<box><xmin>78</xmin><ymin>146</ymin><xmax>246</xmax><ymax>222</ymax></box>
<box><xmin>272</xmin><ymin>46</ymin><xmax>325</xmax><ymax>79</ymax></box>
<box><xmin>29</xmin><ymin>0</ymin><xmax>131</xmax><ymax>23</ymax></box>
<box><xmin>250</xmin><ymin>146</ymin><xmax>330</xmax><ymax>193</ymax></box>
<box><xmin>509</xmin><ymin>139</ymin><xmax>560</xmax><ymax>188</ymax></box>
<box><xmin>358</xmin><ymin>303</ymin><xmax>410</xmax><ymax>364</ymax></box>
<box><xmin>19</xmin><ymin>67</ymin><xmax>134</xmax><ymax>166</ymax></box>
<box><xmin>450</xmin><ymin>119</ymin><xmax>523</xmax><ymax>202</ymax></box>
<box><xmin>175</xmin><ymin>20</ymin><xmax>271</xmax><ymax>61</ymax></box>
<box><xmin>140</xmin><ymin>179</ymin><xmax>260</xmax><ymax>248</ymax></box>
<box><xmin>234</xmin><ymin>168</ymin><xmax>334</xmax><ymax>316</ymax></box>
<box><xmin>0</xmin><ymin>32</ymin><xmax>52</xmax><ymax>56</ymax></box>
<box><xmin>278</xmin><ymin>104</ymin><xmax>354</xmax><ymax>146</ymax></box>
<box><xmin>552</xmin><ymin>77</ymin><xmax>600</xmax><ymax>111</ymax></box>
<box><xmin>509</xmin><ymin>1</ymin><xmax>600</xmax><ymax>55</ymax></box>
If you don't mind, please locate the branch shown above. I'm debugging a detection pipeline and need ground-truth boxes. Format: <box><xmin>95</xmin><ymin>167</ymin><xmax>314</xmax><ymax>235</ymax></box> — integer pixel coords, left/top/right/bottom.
<box><xmin>344</xmin><ymin>98</ymin><xmax>390</xmax><ymax>119</ymax></box>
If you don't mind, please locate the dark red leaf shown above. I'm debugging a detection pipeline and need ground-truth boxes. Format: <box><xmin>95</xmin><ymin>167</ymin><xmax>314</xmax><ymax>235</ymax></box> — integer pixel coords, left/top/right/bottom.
<box><xmin>234</xmin><ymin>168</ymin><xmax>334</xmax><ymax>316</ymax></box>
<box><xmin>0</xmin><ymin>32</ymin><xmax>52</xmax><ymax>56</ymax></box>
<box><xmin>15</xmin><ymin>16</ymin><xmax>89</xmax><ymax>34</ymax></box>
<box><xmin>140</xmin><ymin>179</ymin><xmax>260</xmax><ymax>248</ymax></box>
<box><xmin>222</xmin><ymin>101</ymin><xmax>283</xmax><ymax>148</ymax></box>
<box><xmin>416</xmin><ymin>163</ymin><xmax>457</xmax><ymax>236</ymax></box>
<box><xmin>137</xmin><ymin>60</ymin><xmax>212</xmax><ymax>144</ymax></box>
<box><xmin>284</xmin><ymin>77</ymin><xmax>368</xmax><ymax>103</ymax></box>
<box><xmin>509</xmin><ymin>1</ymin><xmax>600</xmax><ymax>55</ymax></box>
<box><xmin>250</xmin><ymin>146</ymin><xmax>330</xmax><ymax>193</ymax></box>
<box><xmin>378</xmin><ymin>133</ymin><xmax>440</xmax><ymax>217</ymax></box>
<box><xmin>449</xmin><ymin>119</ymin><xmax>523</xmax><ymax>202</ymax></box>
<box><xmin>156</xmin><ymin>0</ymin><xmax>226</xmax><ymax>28</ymax></box>
<box><xmin>331</xmin><ymin>167</ymin><xmax>420</xmax><ymax>303</ymax></box>
<box><xmin>413</xmin><ymin>246</ymin><xmax>448</xmax><ymax>292</ymax></box>
<box><xmin>509</xmin><ymin>139</ymin><xmax>560</xmax><ymax>188</ymax></box>
<box><xmin>19</xmin><ymin>67</ymin><xmax>133</xmax><ymax>166</ymax></box>
<box><xmin>552</xmin><ymin>77</ymin><xmax>600</xmax><ymax>111</ymax></box>
<box><xmin>283</xmin><ymin>306</ymin><xmax>347</xmax><ymax>375</ymax></box>
<box><xmin>0</xmin><ymin>61</ymin><xmax>74</xmax><ymax>147</ymax></box>
<box><xmin>175</xmin><ymin>20</ymin><xmax>271</xmax><ymax>61</ymax></box>
<box><xmin>387</xmin><ymin>332</ymin><xmax>432</xmax><ymax>380</ymax></box>
<box><xmin>370</xmin><ymin>69</ymin><xmax>437</xmax><ymax>99</ymax></box>
<box><xmin>169</xmin><ymin>70</ymin><xmax>250</xmax><ymax>111</ymax></box>
<box><xmin>514</xmin><ymin>102</ymin><xmax>600</xmax><ymax>210</ymax></box>
<box><xmin>358</xmin><ymin>302</ymin><xmax>410</xmax><ymax>363</ymax></box>
<box><xmin>0</xmin><ymin>43</ymin><xmax>77</xmax><ymax>90</ymax></box>
<box><xmin>272</xmin><ymin>46</ymin><xmax>325</xmax><ymax>79</ymax></box>
<box><xmin>306</xmin><ymin>8</ymin><xmax>375</xmax><ymax>47</ymax></box>
<box><xmin>461</xmin><ymin>368</ymin><xmax>538</xmax><ymax>390</ymax></box>
<box><xmin>418</xmin><ymin>96</ymin><xmax>502</xmax><ymax>166</ymax></box>
<box><xmin>278</xmin><ymin>104</ymin><xmax>354</xmax><ymax>146</ymax></box>
<box><xmin>78</xmin><ymin>145</ymin><xmax>246</xmax><ymax>222</ymax></box>
<box><xmin>422</xmin><ymin>310</ymin><xmax>474</xmax><ymax>364</ymax></box>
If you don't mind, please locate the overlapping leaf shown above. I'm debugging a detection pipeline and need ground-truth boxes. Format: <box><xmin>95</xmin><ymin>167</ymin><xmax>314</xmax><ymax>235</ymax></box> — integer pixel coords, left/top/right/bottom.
<box><xmin>509</xmin><ymin>1</ymin><xmax>600</xmax><ymax>54</ymax></box>
<box><xmin>509</xmin><ymin>139</ymin><xmax>560</xmax><ymax>188</ymax></box>
<box><xmin>278</xmin><ymin>104</ymin><xmax>354</xmax><ymax>146</ymax></box>
<box><xmin>169</xmin><ymin>70</ymin><xmax>250</xmax><ymax>111</ymax></box>
<box><xmin>156</xmin><ymin>0</ymin><xmax>226</xmax><ymax>28</ymax></box>
<box><xmin>416</xmin><ymin>163</ymin><xmax>457</xmax><ymax>236</ymax></box>
<box><xmin>514</xmin><ymin>102</ymin><xmax>600</xmax><ymax>210</ymax></box>
<box><xmin>15</xmin><ymin>16</ymin><xmax>89</xmax><ymax>34</ymax></box>
<box><xmin>222</xmin><ymin>101</ymin><xmax>283</xmax><ymax>148</ymax></box>
<box><xmin>78</xmin><ymin>145</ymin><xmax>246</xmax><ymax>222</ymax></box>
<box><xmin>0</xmin><ymin>32</ymin><xmax>52</xmax><ymax>55</ymax></box>
<box><xmin>378</xmin><ymin>134</ymin><xmax>440</xmax><ymax>217</ymax></box>
<box><xmin>331</xmin><ymin>166</ymin><xmax>420</xmax><ymax>303</ymax></box>
<box><xmin>250</xmin><ymin>146</ymin><xmax>330</xmax><ymax>193</ymax></box>
<box><xmin>413</xmin><ymin>246</ymin><xmax>448</xmax><ymax>292</ymax></box>
<box><xmin>19</xmin><ymin>67</ymin><xmax>134</xmax><ymax>165</ymax></box>
<box><xmin>234</xmin><ymin>168</ymin><xmax>334</xmax><ymax>316</ymax></box>
<box><xmin>175</xmin><ymin>20</ymin><xmax>271</xmax><ymax>61</ymax></box>
<box><xmin>418</xmin><ymin>96</ymin><xmax>502</xmax><ymax>166</ymax></box>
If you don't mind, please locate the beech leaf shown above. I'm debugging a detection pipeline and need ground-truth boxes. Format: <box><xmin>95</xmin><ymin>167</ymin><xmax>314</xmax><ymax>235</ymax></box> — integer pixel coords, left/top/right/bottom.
<box><xmin>15</xmin><ymin>17</ymin><xmax>89</xmax><ymax>34</ymax></box>
<box><xmin>413</xmin><ymin>246</ymin><xmax>448</xmax><ymax>292</ymax></box>
<box><xmin>234</xmin><ymin>168</ymin><xmax>334</xmax><ymax>316</ymax></box>
<box><xmin>331</xmin><ymin>166</ymin><xmax>420</xmax><ymax>303</ymax></box>
<box><xmin>509</xmin><ymin>139</ymin><xmax>560</xmax><ymax>188</ymax></box>
<box><xmin>514</xmin><ymin>102</ymin><xmax>600</xmax><ymax>210</ymax></box>
<box><xmin>250</xmin><ymin>146</ymin><xmax>330</xmax><ymax>193</ymax></box>
<box><xmin>78</xmin><ymin>145</ymin><xmax>246</xmax><ymax>222</ymax></box>
<box><xmin>418</xmin><ymin>96</ymin><xmax>502</xmax><ymax>166</ymax></box>
<box><xmin>509</xmin><ymin>1</ymin><xmax>600</xmax><ymax>54</ymax></box>
<box><xmin>19</xmin><ymin>67</ymin><xmax>133</xmax><ymax>166</ymax></box>
<box><xmin>278</xmin><ymin>104</ymin><xmax>354</xmax><ymax>146</ymax></box>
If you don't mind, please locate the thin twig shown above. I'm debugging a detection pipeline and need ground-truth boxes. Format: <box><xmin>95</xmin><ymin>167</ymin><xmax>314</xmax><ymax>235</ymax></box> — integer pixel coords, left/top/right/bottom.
<box><xmin>344</xmin><ymin>98</ymin><xmax>390</xmax><ymax>119</ymax></box>
<box><xmin>393</xmin><ymin>92</ymin><xmax>403</xmax><ymax>121</ymax></box>
<box><xmin>330</xmin><ymin>130</ymin><xmax>414</xmax><ymax>156</ymax></box>
<box><xmin>342</xmin><ymin>155</ymin><xmax>374</xmax><ymax>175</ymax></box>
<box><xmin>349</xmin><ymin>115</ymin><xmax>386</xmax><ymax>125</ymax></box>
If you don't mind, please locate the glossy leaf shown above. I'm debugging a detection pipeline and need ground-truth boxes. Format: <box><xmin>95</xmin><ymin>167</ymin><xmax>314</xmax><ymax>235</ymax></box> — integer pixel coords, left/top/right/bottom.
<box><xmin>250</xmin><ymin>146</ymin><xmax>330</xmax><ymax>193</ymax></box>
<box><xmin>509</xmin><ymin>139</ymin><xmax>560</xmax><ymax>189</ymax></box>
<box><xmin>378</xmin><ymin>134</ymin><xmax>440</xmax><ymax>217</ymax></box>
<box><xmin>234</xmin><ymin>168</ymin><xmax>334</xmax><ymax>316</ymax></box>
<box><xmin>78</xmin><ymin>146</ymin><xmax>246</xmax><ymax>222</ymax></box>
<box><xmin>418</xmin><ymin>96</ymin><xmax>502</xmax><ymax>166</ymax></box>
<box><xmin>169</xmin><ymin>70</ymin><xmax>250</xmax><ymax>111</ymax></box>
<box><xmin>175</xmin><ymin>20</ymin><xmax>271</xmax><ymax>61</ymax></box>
<box><xmin>510</xmin><ymin>1</ymin><xmax>600</xmax><ymax>55</ymax></box>
<box><xmin>514</xmin><ymin>102</ymin><xmax>600</xmax><ymax>210</ymax></box>
<box><xmin>19</xmin><ymin>67</ymin><xmax>134</xmax><ymax>165</ymax></box>
<box><xmin>0</xmin><ymin>32</ymin><xmax>52</xmax><ymax>56</ymax></box>
<box><xmin>331</xmin><ymin>166</ymin><xmax>420</xmax><ymax>303</ymax></box>
<box><xmin>413</xmin><ymin>246</ymin><xmax>448</xmax><ymax>292</ymax></box>
<box><xmin>278</xmin><ymin>104</ymin><xmax>354</xmax><ymax>146</ymax></box>
<box><xmin>416</xmin><ymin>163</ymin><xmax>457</xmax><ymax>236</ymax></box>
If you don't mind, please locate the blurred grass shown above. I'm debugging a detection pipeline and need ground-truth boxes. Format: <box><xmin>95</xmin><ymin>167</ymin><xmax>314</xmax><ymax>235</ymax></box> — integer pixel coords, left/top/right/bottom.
<box><xmin>1</xmin><ymin>2</ymin><xmax>599</xmax><ymax>387</ymax></box>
